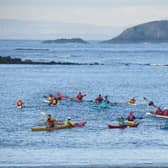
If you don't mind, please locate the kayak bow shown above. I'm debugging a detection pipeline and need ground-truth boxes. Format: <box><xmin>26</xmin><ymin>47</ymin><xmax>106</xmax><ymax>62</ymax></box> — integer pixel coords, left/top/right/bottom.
<box><xmin>146</xmin><ymin>112</ymin><xmax>168</xmax><ymax>119</ymax></box>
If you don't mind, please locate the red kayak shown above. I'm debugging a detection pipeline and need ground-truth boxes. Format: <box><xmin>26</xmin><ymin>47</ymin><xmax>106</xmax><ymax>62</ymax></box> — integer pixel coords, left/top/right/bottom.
<box><xmin>74</xmin><ymin>122</ymin><xmax>87</xmax><ymax>127</ymax></box>
<box><xmin>108</xmin><ymin>123</ymin><xmax>139</xmax><ymax>129</ymax></box>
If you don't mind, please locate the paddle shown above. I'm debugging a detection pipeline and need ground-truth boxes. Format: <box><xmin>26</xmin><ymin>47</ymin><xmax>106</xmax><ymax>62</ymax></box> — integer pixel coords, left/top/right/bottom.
<box><xmin>40</xmin><ymin>111</ymin><xmax>46</xmax><ymax>116</ymax></box>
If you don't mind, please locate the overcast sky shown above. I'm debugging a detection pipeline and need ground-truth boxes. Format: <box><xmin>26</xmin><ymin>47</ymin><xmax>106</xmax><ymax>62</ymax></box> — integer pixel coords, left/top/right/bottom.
<box><xmin>0</xmin><ymin>0</ymin><xmax>168</xmax><ymax>40</ymax></box>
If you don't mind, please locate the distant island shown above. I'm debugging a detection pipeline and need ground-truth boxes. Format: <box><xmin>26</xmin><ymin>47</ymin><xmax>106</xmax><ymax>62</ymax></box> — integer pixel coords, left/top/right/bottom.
<box><xmin>102</xmin><ymin>20</ymin><xmax>168</xmax><ymax>43</ymax></box>
<box><xmin>43</xmin><ymin>38</ymin><xmax>88</xmax><ymax>44</ymax></box>
<box><xmin>0</xmin><ymin>56</ymin><xmax>100</xmax><ymax>65</ymax></box>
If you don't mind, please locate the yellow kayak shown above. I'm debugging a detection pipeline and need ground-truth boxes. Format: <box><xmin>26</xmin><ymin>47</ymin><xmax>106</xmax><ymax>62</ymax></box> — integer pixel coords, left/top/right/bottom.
<box><xmin>32</xmin><ymin>121</ymin><xmax>86</xmax><ymax>131</ymax></box>
<box><xmin>32</xmin><ymin>125</ymin><xmax>69</xmax><ymax>131</ymax></box>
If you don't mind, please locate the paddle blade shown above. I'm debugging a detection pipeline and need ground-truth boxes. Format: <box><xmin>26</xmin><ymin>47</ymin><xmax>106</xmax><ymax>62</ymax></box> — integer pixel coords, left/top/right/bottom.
<box><xmin>40</xmin><ymin>112</ymin><xmax>46</xmax><ymax>116</ymax></box>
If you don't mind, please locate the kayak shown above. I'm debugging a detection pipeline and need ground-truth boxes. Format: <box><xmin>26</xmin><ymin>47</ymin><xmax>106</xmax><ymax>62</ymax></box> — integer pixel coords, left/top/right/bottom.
<box><xmin>32</xmin><ymin>121</ymin><xmax>86</xmax><ymax>131</ymax></box>
<box><xmin>146</xmin><ymin>112</ymin><xmax>168</xmax><ymax>119</ymax></box>
<box><xmin>108</xmin><ymin>123</ymin><xmax>139</xmax><ymax>129</ymax></box>
<box><xmin>70</xmin><ymin>98</ymin><xmax>93</xmax><ymax>103</ymax></box>
<box><xmin>17</xmin><ymin>105</ymin><xmax>22</xmax><ymax>109</ymax></box>
<box><xmin>42</xmin><ymin>99</ymin><xmax>50</xmax><ymax>103</ymax></box>
<box><xmin>128</xmin><ymin>102</ymin><xmax>136</xmax><ymax>105</ymax></box>
<box><xmin>37</xmin><ymin>120</ymin><xmax>64</xmax><ymax>126</ymax></box>
<box><xmin>100</xmin><ymin>102</ymin><xmax>109</xmax><ymax>108</ymax></box>
<box><xmin>89</xmin><ymin>102</ymin><xmax>109</xmax><ymax>110</ymax></box>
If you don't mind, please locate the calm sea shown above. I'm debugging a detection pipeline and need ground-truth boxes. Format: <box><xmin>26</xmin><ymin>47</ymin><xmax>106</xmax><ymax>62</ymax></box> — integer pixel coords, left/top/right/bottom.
<box><xmin>0</xmin><ymin>40</ymin><xmax>168</xmax><ymax>167</ymax></box>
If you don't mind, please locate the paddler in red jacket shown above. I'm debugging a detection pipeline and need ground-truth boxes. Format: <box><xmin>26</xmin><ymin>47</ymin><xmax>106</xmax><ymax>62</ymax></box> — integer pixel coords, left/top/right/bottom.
<box><xmin>127</xmin><ymin>112</ymin><xmax>136</xmax><ymax>124</ymax></box>
<box><xmin>76</xmin><ymin>92</ymin><xmax>86</xmax><ymax>101</ymax></box>
<box><xmin>95</xmin><ymin>94</ymin><xmax>103</xmax><ymax>103</ymax></box>
<box><xmin>45</xmin><ymin>114</ymin><xmax>55</xmax><ymax>127</ymax></box>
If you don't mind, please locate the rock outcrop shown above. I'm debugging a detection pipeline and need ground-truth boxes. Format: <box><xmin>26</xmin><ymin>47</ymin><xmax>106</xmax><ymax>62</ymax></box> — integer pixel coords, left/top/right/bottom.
<box><xmin>43</xmin><ymin>38</ymin><xmax>88</xmax><ymax>44</ymax></box>
<box><xmin>0</xmin><ymin>56</ymin><xmax>100</xmax><ymax>65</ymax></box>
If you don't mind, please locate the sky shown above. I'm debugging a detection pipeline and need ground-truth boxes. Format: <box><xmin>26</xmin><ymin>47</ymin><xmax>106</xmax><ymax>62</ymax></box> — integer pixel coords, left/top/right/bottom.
<box><xmin>0</xmin><ymin>0</ymin><xmax>168</xmax><ymax>40</ymax></box>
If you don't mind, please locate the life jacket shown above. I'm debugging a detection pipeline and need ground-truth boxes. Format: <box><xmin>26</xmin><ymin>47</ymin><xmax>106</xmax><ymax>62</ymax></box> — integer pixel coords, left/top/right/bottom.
<box><xmin>46</xmin><ymin>116</ymin><xmax>55</xmax><ymax>127</ymax></box>
<box><xmin>96</xmin><ymin>96</ymin><xmax>103</xmax><ymax>103</ymax></box>
<box><xmin>128</xmin><ymin>115</ymin><xmax>135</xmax><ymax>121</ymax></box>
<box><xmin>47</xmin><ymin>120</ymin><xmax>55</xmax><ymax>127</ymax></box>
<box><xmin>64</xmin><ymin>120</ymin><xmax>74</xmax><ymax>127</ymax></box>
<box><xmin>76</xmin><ymin>93</ymin><xmax>83</xmax><ymax>101</ymax></box>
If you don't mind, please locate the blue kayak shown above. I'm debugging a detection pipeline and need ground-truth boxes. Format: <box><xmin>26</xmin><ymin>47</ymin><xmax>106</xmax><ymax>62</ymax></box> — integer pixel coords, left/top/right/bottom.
<box><xmin>89</xmin><ymin>102</ymin><xmax>109</xmax><ymax>110</ymax></box>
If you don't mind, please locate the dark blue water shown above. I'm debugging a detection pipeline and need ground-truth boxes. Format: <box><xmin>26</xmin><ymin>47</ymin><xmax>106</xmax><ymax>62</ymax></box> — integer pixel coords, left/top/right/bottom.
<box><xmin>0</xmin><ymin>40</ymin><xmax>168</xmax><ymax>166</ymax></box>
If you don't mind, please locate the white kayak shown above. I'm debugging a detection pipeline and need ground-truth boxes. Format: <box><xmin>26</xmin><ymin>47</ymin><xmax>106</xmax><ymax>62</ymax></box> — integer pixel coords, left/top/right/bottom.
<box><xmin>42</xmin><ymin>99</ymin><xmax>50</xmax><ymax>103</ymax></box>
<box><xmin>146</xmin><ymin>112</ymin><xmax>168</xmax><ymax>119</ymax></box>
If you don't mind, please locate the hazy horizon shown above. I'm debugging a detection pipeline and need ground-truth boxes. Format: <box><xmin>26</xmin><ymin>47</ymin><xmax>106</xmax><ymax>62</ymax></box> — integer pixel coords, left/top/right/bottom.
<box><xmin>0</xmin><ymin>0</ymin><xmax>168</xmax><ymax>40</ymax></box>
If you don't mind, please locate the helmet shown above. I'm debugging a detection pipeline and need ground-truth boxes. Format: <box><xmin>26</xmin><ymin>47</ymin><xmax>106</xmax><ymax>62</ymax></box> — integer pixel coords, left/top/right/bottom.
<box><xmin>67</xmin><ymin>117</ymin><xmax>71</xmax><ymax>120</ymax></box>
<box><xmin>129</xmin><ymin>112</ymin><xmax>133</xmax><ymax>115</ymax></box>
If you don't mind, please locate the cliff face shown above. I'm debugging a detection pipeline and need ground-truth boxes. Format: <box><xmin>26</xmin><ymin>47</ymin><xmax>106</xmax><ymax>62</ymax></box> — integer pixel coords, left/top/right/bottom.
<box><xmin>103</xmin><ymin>20</ymin><xmax>168</xmax><ymax>43</ymax></box>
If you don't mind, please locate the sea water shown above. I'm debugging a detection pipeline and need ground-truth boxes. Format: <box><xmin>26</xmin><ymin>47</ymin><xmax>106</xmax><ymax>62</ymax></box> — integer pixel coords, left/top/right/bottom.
<box><xmin>0</xmin><ymin>40</ymin><xmax>168</xmax><ymax>167</ymax></box>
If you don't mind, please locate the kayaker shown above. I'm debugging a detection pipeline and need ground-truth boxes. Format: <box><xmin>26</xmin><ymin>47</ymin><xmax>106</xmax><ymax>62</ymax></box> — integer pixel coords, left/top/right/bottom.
<box><xmin>76</xmin><ymin>92</ymin><xmax>86</xmax><ymax>101</ymax></box>
<box><xmin>144</xmin><ymin>97</ymin><xmax>155</xmax><ymax>108</ymax></box>
<box><xmin>45</xmin><ymin>114</ymin><xmax>55</xmax><ymax>127</ymax></box>
<box><xmin>148</xmin><ymin>101</ymin><xmax>155</xmax><ymax>107</ymax></box>
<box><xmin>155</xmin><ymin>107</ymin><xmax>163</xmax><ymax>115</ymax></box>
<box><xmin>64</xmin><ymin>117</ymin><xmax>74</xmax><ymax>127</ymax></box>
<box><xmin>17</xmin><ymin>99</ymin><xmax>24</xmax><ymax>107</ymax></box>
<box><xmin>47</xmin><ymin>94</ymin><xmax>53</xmax><ymax>102</ymax></box>
<box><xmin>51</xmin><ymin>97</ymin><xmax>57</xmax><ymax>105</ymax></box>
<box><xmin>127</xmin><ymin>112</ymin><xmax>136</xmax><ymax>124</ymax></box>
<box><xmin>104</xmin><ymin>96</ymin><xmax>110</xmax><ymax>104</ymax></box>
<box><xmin>128</xmin><ymin>97</ymin><xmax>136</xmax><ymax>104</ymax></box>
<box><xmin>55</xmin><ymin>92</ymin><xmax>63</xmax><ymax>100</ymax></box>
<box><xmin>118</xmin><ymin>117</ymin><xmax>125</xmax><ymax>126</ymax></box>
<box><xmin>95</xmin><ymin>94</ymin><xmax>103</xmax><ymax>103</ymax></box>
<box><xmin>163</xmin><ymin>109</ymin><xmax>168</xmax><ymax>116</ymax></box>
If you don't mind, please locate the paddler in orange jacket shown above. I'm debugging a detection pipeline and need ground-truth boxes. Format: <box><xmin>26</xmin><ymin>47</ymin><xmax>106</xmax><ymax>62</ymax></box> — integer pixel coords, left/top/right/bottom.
<box><xmin>17</xmin><ymin>99</ymin><xmax>24</xmax><ymax>108</ymax></box>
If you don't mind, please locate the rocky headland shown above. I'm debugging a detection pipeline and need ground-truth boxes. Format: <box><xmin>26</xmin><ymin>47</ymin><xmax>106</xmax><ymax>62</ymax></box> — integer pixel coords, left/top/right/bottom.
<box><xmin>102</xmin><ymin>20</ymin><xmax>168</xmax><ymax>43</ymax></box>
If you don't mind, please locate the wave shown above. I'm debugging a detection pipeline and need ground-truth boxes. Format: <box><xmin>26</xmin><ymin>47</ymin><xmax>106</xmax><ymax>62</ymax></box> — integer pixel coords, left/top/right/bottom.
<box><xmin>15</xmin><ymin>48</ymin><xmax>49</xmax><ymax>51</ymax></box>
<box><xmin>150</xmin><ymin>64</ymin><xmax>168</xmax><ymax>66</ymax></box>
<box><xmin>116</xmin><ymin>62</ymin><xmax>168</xmax><ymax>67</ymax></box>
<box><xmin>106</xmin><ymin>50</ymin><xmax>168</xmax><ymax>54</ymax></box>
